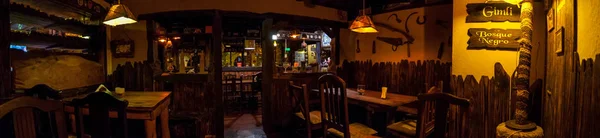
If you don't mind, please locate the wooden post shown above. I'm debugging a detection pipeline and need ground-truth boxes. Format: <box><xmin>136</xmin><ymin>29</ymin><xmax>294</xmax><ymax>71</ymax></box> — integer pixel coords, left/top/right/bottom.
<box><xmin>146</xmin><ymin>20</ymin><xmax>155</xmax><ymax>62</ymax></box>
<box><xmin>261</xmin><ymin>18</ymin><xmax>274</xmax><ymax>134</ymax></box>
<box><xmin>333</xmin><ymin>27</ymin><xmax>341</xmax><ymax>66</ymax></box>
<box><xmin>211</xmin><ymin>10</ymin><xmax>224</xmax><ymax>138</ymax></box>
<box><xmin>0</xmin><ymin>0</ymin><xmax>11</xmax><ymax>98</ymax></box>
<box><xmin>504</xmin><ymin>0</ymin><xmax>538</xmax><ymax>131</ymax></box>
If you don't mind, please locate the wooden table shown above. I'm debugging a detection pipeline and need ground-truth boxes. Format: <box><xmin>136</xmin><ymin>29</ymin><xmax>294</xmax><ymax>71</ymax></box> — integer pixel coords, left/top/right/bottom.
<box><xmin>345</xmin><ymin>89</ymin><xmax>417</xmax><ymax>125</ymax></box>
<box><xmin>62</xmin><ymin>92</ymin><xmax>172</xmax><ymax>138</ymax></box>
<box><xmin>313</xmin><ymin>88</ymin><xmax>417</xmax><ymax>134</ymax></box>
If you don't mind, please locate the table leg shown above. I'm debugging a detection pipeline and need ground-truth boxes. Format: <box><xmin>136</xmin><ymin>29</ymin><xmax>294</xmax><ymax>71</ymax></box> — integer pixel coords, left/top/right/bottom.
<box><xmin>145</xmin><ymin>119</ymin><xmax>157</xmax><ymax>138</ymax></box>
<box><xmin>386</xmin><ymin>110</ymin><xmax>395</xmax><ymax>125</ymax></box>
<box><xmin>160</xmin><ymin>109</ymin><xmax>170</xmax><ymax>138</ymax></box>
<box><xmin>69</xmin><ymin>114</ymin><xmax>76</xmax><ymax>133</ymax></box>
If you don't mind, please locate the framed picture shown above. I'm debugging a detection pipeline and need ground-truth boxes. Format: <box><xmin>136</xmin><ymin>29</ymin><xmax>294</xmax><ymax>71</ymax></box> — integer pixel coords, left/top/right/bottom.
<box><xmin>555</xmin><ymin>27</ymin><xmax>564</xmax><ymax>54</ymax></box>
<box><xmin>547</xmin><ymin>8</ymin><xmax>554</xmax><ymax>32</ymax></box>
<box><xmin>111</xmin><ymin>39</ymin><xmax>135</xmax><ymax>58</ymax></box>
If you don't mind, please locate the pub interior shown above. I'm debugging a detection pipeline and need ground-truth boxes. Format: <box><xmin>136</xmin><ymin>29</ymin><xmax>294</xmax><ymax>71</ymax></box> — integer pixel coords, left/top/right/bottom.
<box><xmin>0</xmin><ymin>0</ymin><xmax>598</xmax><ymax>138</ymax></box>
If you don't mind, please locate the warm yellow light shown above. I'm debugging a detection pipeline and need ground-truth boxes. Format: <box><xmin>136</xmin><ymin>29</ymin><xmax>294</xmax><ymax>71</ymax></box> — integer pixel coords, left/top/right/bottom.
<box><xmin>104</xmin><ymin>17</ymin><xmax>137</xmax><ymax>26</ymax></box>
<box><xmin>350</xmin><ymin>15</ymin><xmax>378</xmax><ymax>33</ymax></box>
<box><xmin>273</xmin><ymin>41</ymin><xmax>278</xmax><ymax>47</ymax></box>
<box><xmin>173</xmin><ymin>36</ymin><xmax>181</xmax><ymax>40</ymax></box>
<box><xmin>103</xmin><ymin>3</ymin><xmax>137</xmax><ymax>26</ymax></box>
<box><xmin>158</xmin><ymin>37</ymin><xmax>167</xmax><ymax>43</ymax></box>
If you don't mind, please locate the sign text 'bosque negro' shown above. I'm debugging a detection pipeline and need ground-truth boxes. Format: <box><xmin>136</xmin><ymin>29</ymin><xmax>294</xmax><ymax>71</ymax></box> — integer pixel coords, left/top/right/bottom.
<box><xmin>466</xmin><ymin>3</ymin><xmax>521</xmax><ymax>22</ymax></box>
<box><xmin>467</xmin><ymin>28</ymin><xmax>521</xmax><ymax>50</ymax></box>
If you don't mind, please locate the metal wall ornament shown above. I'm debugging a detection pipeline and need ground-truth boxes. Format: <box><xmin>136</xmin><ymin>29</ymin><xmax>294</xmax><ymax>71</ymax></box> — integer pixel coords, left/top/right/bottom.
<box><xmin>372</xmin><ymin>12</ymin><xmax>426</xmax><ymax>56</ymax></box>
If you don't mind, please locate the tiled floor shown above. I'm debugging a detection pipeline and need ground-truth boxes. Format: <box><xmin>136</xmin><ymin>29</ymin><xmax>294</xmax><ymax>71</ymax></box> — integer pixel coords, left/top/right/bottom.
<box><xmin>224</xmin><ymin>114</ymin><xmax>266</xmax><ymax>138</ymax></box>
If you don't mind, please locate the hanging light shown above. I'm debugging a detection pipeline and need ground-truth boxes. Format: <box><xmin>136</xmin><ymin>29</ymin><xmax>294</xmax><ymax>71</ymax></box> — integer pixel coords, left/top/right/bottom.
<box><xmin>103</xmin><ymin>0</ymin><xmax>137</xmax><ymax>26</ymax></box>
<box><xmin>350</xmin><ymin>0</ymin><xmax>378</xmax><ymax>33</ymax></box>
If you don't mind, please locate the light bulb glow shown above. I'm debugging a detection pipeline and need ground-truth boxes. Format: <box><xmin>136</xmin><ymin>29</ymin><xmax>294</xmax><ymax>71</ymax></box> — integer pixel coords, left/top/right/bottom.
<box><xmin>103</xmin><ymin>17</ymin><xmax>137</xmax><ymax>26</ymax></box>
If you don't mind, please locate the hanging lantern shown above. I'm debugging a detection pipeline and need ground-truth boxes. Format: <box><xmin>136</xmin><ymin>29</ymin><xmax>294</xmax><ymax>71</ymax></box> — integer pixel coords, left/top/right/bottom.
<box><xmin>350</xmin><ymin>0</ymin><xmax>378</xmax><ymax>33</ymax></box>
<box><xmin>103</xmin><ymin>0</ymin><xmax>137</xmax><ymax>26</ymax></box>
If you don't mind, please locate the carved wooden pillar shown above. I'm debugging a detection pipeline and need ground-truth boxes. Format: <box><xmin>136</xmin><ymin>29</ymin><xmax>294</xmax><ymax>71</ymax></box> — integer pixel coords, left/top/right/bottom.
<box><xmin>0</xmin><ymin>0</ymin><xmax>11</xmax><ymax>98</ymax></box>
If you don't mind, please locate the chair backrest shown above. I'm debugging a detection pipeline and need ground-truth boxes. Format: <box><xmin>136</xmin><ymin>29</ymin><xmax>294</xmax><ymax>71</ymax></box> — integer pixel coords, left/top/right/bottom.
<box><xmin>0</xmin><ymin>96</ymin><xmax>68</xmax><ymax>138</ymax></box>
<box><xmin>25</xmin><ymin>84</ymin><xmax>62</xmax><ymax>100</ymax></box>
<box><xmin>288</xmin><ymin>81</ymin><xmax>311</xmax><ymax>123</ymax></box>
<box><xmin>224</xmin><ymin>74</ymin><xmax>242</xmax><ymax>92</ymax></box>
<box><xmin>317</xmin><ymin>74</ymin><xmax>350</xmax><ymax>138</ymax></box>
<box><xmin>416</xmin><ymin>88</ymin><xmax>470</xmax><ymax>138</ymax></box>
<box><xmin>25</xmin><ymin>84</ymin><xmax>63</xmax><ymax>138</ymax></box>
<box><xmin>70</xmin><ymin>92</ymin><xmax>129</xmax><ymax>138</ymax></box>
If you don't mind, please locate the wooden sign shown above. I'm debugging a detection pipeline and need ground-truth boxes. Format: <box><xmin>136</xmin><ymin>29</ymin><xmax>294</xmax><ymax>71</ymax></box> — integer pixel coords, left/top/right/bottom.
<box><xmin>111</xmin><ymin>40</ymin><xmax>135</xmax><ymax>58</ymax></box>
<box><xmin>466</xmin><ymin>3</ymin><xmax>521</xmax><ymax>22</ymax></box>
<box><xmin>467</xmin><ymin>28</ymin><xmax>521</xmax><ymax>50</ymax></box>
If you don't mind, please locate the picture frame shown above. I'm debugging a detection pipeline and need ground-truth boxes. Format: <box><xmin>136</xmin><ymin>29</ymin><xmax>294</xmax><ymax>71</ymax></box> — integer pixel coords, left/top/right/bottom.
<box><xmin>555</xmin><ymin>27</ymin><xmax>564</xmax><ymax>54</ymax></box>
<box><xmin>111</xmin><ymin>39</ymin><xmax>135</xmax><ymax>58</ymax></box>
<box><xmin>547</xmin><ymin>8</ymin><xmax>554</xmax><ymax>32</ymax></box>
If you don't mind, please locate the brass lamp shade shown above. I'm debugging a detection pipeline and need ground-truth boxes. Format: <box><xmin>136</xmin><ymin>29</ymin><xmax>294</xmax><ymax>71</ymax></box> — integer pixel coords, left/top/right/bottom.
<box><xmin>103</xmin><ymin>4</ymin><xmax>137</xmax><ymax>26</ymax></box>
<box><xmin>350</xmin><ymin>15</ymin><xmax>378</xmax><ymax>33</ymax></box>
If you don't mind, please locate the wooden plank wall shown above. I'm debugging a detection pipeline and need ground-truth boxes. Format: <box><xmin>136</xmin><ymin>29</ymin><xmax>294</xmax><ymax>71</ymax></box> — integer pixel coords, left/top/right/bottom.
<box><xmin>336</xmin><ymin>60</ymin><xmax>452</xmax><ymax>96</ymax></box>
<box><xmin>449</xmin><ymin>63</ymin><xmax>511</xmax><ymax>138</ymax></box>
<box><xmin>571</xmin><ymin>54</ymin><xmax>600</xmax><ymax>138</ymax></box>
<box><xmin>107</xmin><ymin>61</ymin><xmax>155</xmax><ymax>91</ymax></box>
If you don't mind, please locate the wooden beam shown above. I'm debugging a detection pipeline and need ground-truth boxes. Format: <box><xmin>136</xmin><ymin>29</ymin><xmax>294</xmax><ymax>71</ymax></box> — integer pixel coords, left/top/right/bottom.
<box><xmin>0</xmin><ymin>0</ymin><xmax>11</xmax><ymax>98</ymax></box>
<box><xmin>211</xmin><ymin>10</ymin><xmax>224</xmax><ymax>138</ymax></box>
<box><xmin>261</xmin><ymin>18</ymin><xmax>274</xmax><ymax>134</ymax></box>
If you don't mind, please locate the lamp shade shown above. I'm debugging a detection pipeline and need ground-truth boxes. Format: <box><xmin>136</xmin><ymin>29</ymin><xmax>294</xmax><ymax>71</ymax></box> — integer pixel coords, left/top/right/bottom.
<box><xmin>350</xmin><ymin>15</ymin><xmax>378</xmax><ymax>33</ymax></box>
<box><xmin>103</xmin><ymin>4</ymin><xmax>137</xmax><ymax>26</ymax></box>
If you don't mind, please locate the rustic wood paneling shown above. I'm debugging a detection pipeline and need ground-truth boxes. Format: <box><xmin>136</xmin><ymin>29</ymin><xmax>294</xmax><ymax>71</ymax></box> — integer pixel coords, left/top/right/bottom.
<box><xmin>0</xmin><ymin>0</ymin><xmax>11</xmax><ymax>98</ymax></box>
<box><xmin>449</xmin><ymin>62</ymin><xmax>510</xmax><ymax>138</ymax></box>
<box><xmin>211</xmin><ymin>10</ymin><xmax>224</xmax><ymax>138</ymax></box>
<box><xmin>337</xmin><ymin>60</ymin><xmax>451</xmax><ymax>96</ymax></box>
<box><xmin>543</xmin><ymin>0</ymin><xmax>577</xmax><ymax>137</ymax></box>
<box><xmin>573</xmin><ymin>54</ymin><xmax>600</xmax><ymax>138</ymax></box>
<box><xmin>108</xmin><ymin>61</ymin><xmax>155</xmax><ymax>91</ymax></box>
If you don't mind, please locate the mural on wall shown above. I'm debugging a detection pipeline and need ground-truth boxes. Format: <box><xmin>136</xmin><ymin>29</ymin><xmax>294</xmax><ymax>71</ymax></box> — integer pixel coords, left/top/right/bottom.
<box><xmin>374</xmin><ymin>12</ymin><xmax>426</xmax><ymax>57</ymax></box>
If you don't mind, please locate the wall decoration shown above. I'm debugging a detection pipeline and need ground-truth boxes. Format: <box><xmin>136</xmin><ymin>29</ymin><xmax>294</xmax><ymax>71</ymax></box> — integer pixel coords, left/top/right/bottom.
<box><xmin>372</xmin><ymin>41</ymin><xmax>376</xmax><ymax>54</ymax></box>
<box><xmin>375</xmin><ymin>12</ymin><xmax>424</xmax><ymax>57</ymax></box>
<box><xmin>111</xmin><ymin>39</ymin><xmax>135</xmax><ymax>58</ymax></box>
<box><xmin>555</xmin><ymin>27</ymin><xmax>564</xmax><ymax>54</ymax></box>
<box><xmin>547</xmin><ymin>8</ymin><xmax>555</xmax><ymax>32</ymax></box>
<box><xmin>467</xmin><ymin>28</ymin><xmax>521</xmax><ymax>50</ymax></box>
<box><xmin>466</xmin><ymin>3</ymin><xmax>521</xmax><ymax>22</ymax></box>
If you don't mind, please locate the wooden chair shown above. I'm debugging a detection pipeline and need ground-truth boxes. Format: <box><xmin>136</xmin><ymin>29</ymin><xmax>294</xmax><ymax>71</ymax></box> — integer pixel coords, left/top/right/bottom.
<box><xmin>0</xmin><ymin>96</ymin><xmax>68</xmax><ymax>138</ymax></box>
<box><xmin>387</xmin><ymin>87</ymin><xmax>470</xmax><ymax>138</ymax></box>
<box><xmin>224</xmin><ymin>74</ymin><xmax>243</xmax><ymax>114</ymax></box>
<box><xmin>289</xmin><ymin>81</ymin><xmax>322</xmax><ymax>138</ymax></box>
<box><xmin>317</xmin><ymin>74</ymin><xmax>378</xmax><ymax>138</ymax></box>
<box><xmin>24</xmin><ymin>84</ymin><xmax>63</xmax><ymax>138</ymax></box>
<box><xmin>69</xmin><ymin>92</ymin><xmax>129</xmax><ymax>138</ymax></box>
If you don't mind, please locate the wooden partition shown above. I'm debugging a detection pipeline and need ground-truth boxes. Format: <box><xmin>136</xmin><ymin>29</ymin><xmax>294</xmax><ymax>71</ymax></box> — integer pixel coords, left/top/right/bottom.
<box><xmin>107</xmin><ymin>61</ymin><xmax>156</xmax><ymax>91</ymax></box>
<box><xmin>449</xmin><ymin>63</ymin><xmax>511</xmax><ymax>138</ymax></box>
<box><xmin>569</xmin><ymin>54</ymin><xmax>600</xmax><ymax>138</ymax></box>
<box><xmin>336</xmin><ymin>60</ymin><xmax>452</xmax><ymax>96</ymax></box>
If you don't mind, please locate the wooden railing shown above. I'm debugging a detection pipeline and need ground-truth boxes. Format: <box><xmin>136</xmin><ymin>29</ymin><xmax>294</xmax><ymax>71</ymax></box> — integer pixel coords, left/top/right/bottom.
<box><xmin>336</xmin><ymin>60</ymin><xmax>452</xmax><ymax>96</ymax></box>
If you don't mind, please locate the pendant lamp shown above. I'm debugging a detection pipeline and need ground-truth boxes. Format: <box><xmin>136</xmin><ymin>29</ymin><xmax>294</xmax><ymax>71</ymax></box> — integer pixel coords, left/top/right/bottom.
<box><xmin>350</xmin><ymin>0</ymin><xmax>377</xmax><ymax>33</ymax></box>
<box><xmin>103</xmin><ymin>0</ymin><xmax>137</xmax><ymax>26</ymax></box>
